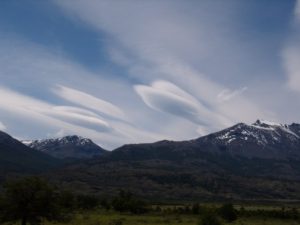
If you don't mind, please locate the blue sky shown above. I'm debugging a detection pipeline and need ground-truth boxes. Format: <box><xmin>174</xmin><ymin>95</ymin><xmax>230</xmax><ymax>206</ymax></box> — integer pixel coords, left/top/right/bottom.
<box><xmin>0</xmin><ymin>0</ymin><xmax>299</xmax><ymax>149</ymax></box>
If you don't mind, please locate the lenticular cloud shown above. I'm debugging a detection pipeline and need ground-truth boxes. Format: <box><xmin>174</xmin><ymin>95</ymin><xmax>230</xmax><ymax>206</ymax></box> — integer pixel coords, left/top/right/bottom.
<box><xmin>134</xmin><ymin>80</ymin><xmax>212</xmax><ymax>126</ymax></box>
<box><xmin>54</xmin><ymin>85</ymin><xmax>126</xmax><ymax>120</ymax></box>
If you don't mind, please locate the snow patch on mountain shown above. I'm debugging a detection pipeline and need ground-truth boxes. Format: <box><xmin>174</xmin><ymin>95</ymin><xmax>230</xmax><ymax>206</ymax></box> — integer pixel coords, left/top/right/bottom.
<box><xmin>21</xmin><ymin>135</ymin><xmax>106</xmax><ymax>159</ymax></box>
<box><xmin>21</xmin><ymin>140</ymin><xmax>34</xmax><ymax>145</ymax></box>
<box><xmin>216</xmin><ymin>120</ymin><xmax>300</xmax><ymax>147</ymax></box>
<box><xmin>23</xmin><ymin>135</ymin><xmax>93</xmax><ymax>149</ymax></box>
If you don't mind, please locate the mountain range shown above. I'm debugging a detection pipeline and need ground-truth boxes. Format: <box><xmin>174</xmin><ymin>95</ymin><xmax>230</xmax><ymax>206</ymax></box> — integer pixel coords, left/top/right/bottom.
<box><xmin>21</xmin><ymin>119</ymin><xmax>300</xmax><ymax>160</ymax></box>
<box><xmin>1</xmin><ymin>119</ymin><xmax>300</xmax><ymax>202</ymax></box>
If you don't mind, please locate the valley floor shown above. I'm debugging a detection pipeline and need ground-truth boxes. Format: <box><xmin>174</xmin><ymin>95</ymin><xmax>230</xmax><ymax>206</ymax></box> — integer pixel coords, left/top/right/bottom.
<box><xmin>4</xmin><ymin>204</ymin><xmax>300</xmax><ymax>225</ymax></box>
<box><xmin>40</xmin><ymin>210</ymin><xmax>300</xmax><ymax>225</ymax></box>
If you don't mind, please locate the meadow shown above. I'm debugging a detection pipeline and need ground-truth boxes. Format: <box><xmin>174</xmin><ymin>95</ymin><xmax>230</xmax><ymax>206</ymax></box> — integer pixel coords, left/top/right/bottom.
<box><xmin>1</xmin><ymin>177</ymin><xmax>300</xmax><ymax>225</ymax></box>
<box><xmin>41</xmin><ymin>208</ymin><xmax>300</xmax><ymax>225</ymax></box>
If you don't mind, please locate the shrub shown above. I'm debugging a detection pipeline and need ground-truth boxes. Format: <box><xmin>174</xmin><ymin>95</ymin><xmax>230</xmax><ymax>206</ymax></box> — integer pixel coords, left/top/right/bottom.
<box><xmin>0</xmin><ymin>177</ymin><xmax>62</xmax><ymax>225</ymax></box>
<box><xmin>218</xmin><ymin>203</ymin><xmax>237</xmax><ymax>222</ymax></box>
<box><xmin>58</xmin><ymin>190</ymin><xmax>76</xmax><ymax>211</ymax></box>
<box><xmin>199</xmin><ymin>212</ymin><xmax>222</xmax><ymax>225</ymax></box>
<box><xmin>192</xmin><ymin>203</ymin><xmax>201</xmax><ymax>214</ymax></box>
<box><xmin>100</xmin><ymin>198</ymin><xmax>111</xmax><ymax>211</ymax></box>
<box><xmin>76</xmin><ymin>194</ymin><xmax>99</xmax><ymax>210</ymax></box>
<box><xmin>111</xmin><ymin>190</ymin><xmax>148</xmax><ymax>214</ymax></box>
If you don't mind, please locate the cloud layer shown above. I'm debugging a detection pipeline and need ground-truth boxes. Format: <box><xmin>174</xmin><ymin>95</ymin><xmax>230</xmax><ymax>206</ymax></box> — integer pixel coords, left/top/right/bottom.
<box><xmin>0</xmin><ymin>87</ymin><xmax>111</xmax><ymax>133</ymax></box>
<box><xmin>0</xmin><ymin>0</ymin><xmax>299</xmax><ymax>148</ymax></box>
<box><xmin>0</xmin><ymin>121</ymin><xmax>6</xmax><ymax>131</ymax></box>
<box><xmin>54</xmin><ymin>85</ymin><xmax>126</xmax><ymax>120</ymax></box>
<box><xmin>283</xmin><ymin>0</ymin><xmax>300</xmax><ymax>93</ymax></box>
<box><xmin>135</xmin><ymin>80</ymin><xmax>214</xmax><ymax>126</ymax></box>
<box><xmin>217</xmin><ymin>87</ymin><xmax>248</xmax><ymax>102</ymax></box>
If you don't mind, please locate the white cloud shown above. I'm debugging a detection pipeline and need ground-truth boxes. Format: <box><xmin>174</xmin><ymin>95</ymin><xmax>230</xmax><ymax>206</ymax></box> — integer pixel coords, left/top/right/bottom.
<box><xmin>135</xmin><ymin>80</ymin><xmax>212</xmax><ymax>125</ymax></box>
<box><xmin>283</xmin><ymin>46</ymin><xmax>300</xmax><ymax>92</ymax></box>
<box><xmin>0</xmin><ymin>87</ymin><xmax>125</xmax><ymax>149</ymax></box>
<box><xmin>54</xmin><ymin>85</ymin><xmax>126</xmax><ymax>120</ymax></box>
<box><xmin>196</xmin><ymin>126</ymin><xmax>210</xmax><ymax>136</ymax></box>
<box><xmin>134</xmin><ymin>80</ymin><xmax>240</xmax><ymax>133</ymax></box>
<box><xmin>53</xmin><ymin>0</ymin><xmax>275</xmax><ymax>130</ymax></box>
<box><xmin>43</xmin><ymin>107</ymin><xmax>112</xmax><ymax>133</ymax></box>
<box><xmin>0</xmin><ymin>87</ymin><xmax>111</xmax><ymax>133</ymax></box>
<box><xmin>0</xmin><ymin>121</ymin><xmax>6</xmax><ymax>131</ymax></box>
<box><xmin>152</xmin><ymin>80</ymin><xmax>201</xmax><ymax>104</ymax></box>
<box><xmin>1</xmin><ymin>0</ymin><xmax>298</xmax><ymax>148</ymax></box>
<box><xmin>148</xmin><ymin>61</ymin><xmax>266</xmax><ymax>126</ymax></box>
<box><xmin>49</xmin><ymin>129</ymin><xmax>66</xmax><ymax>138</ymax></box>
<box><xmin>282</xmin><ymin>1</ymin><xmax>300</xmax><ymax>93</ymax></box>
<box><xmin>296</xmin><ymin>0</ymin><xmax>300</xmax><ymax>22</ymax></box>
<box><xmin>217</xmin><ymin>87</ymin><xmax>248</xmax><ymax>102</ymax></box>
<box><xmin>108</xmin><ymin>120</ymin><xmax>170</xmax><ymax>144</ymax></box>
<box><xmin>0</xmin><ymin>37</ymin><xmax>171</xmax><ymax>149</ymax></box>
<box><xmin>0</xmin><ymin>86</ymin><xmax>169</xmax><ymax>149</ymax></box>
<box><xmin>52</xmin><ymin>106</ymin><xmax>100</xmax><ymax>117</ymax></box>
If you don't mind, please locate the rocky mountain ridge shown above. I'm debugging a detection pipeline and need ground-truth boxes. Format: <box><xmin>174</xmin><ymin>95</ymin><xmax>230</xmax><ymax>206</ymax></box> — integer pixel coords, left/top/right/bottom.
<box><xmin>22</xmin><ymin>135</ymin><xmax>107</xmax><ymax>159</ymax></box>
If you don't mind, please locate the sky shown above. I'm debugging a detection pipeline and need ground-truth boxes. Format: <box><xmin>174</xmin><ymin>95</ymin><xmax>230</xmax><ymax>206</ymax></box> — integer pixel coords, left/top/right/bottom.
<box><xmin>0</xmin><ymin>0</ymin><xmax>299</xmax><ymax>149</ymax></box>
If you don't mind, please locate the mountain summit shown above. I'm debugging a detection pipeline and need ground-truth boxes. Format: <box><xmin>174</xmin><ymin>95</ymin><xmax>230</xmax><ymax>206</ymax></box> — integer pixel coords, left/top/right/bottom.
<box><xmin>23</xmin><ymin>135</ymin><xmax>107</xmax><ymax>159</ymax></box>
<box><xmin>196</xmin><ymin>120</ymin><xmax>300</xmax><ymax>159</ymax></box>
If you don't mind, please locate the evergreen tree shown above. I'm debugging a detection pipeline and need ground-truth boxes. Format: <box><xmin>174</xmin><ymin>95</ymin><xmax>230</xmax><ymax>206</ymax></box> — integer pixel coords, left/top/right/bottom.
<box><xmin>111</xmin><ymin>190</ymin><xmax>148</xmax><ymax>214</ymax></box>
<box><xmin>0</xmin><ymin>177</ymin><xmax>62</xmax><ymax>225</ymax></box>
<box><xmin>218</xmin><ymin>203</ymin><xmax>237</xmax><ymax>222</ymax></box>
<box><xmin>199</xmin><ymin>212</ymin><xmax>222</xmax><ymax>225</ymax></box>
<box><xmin>192</xmin><ymin>203</ymin><xmax>201</xmax><ymax>214</ymax></box>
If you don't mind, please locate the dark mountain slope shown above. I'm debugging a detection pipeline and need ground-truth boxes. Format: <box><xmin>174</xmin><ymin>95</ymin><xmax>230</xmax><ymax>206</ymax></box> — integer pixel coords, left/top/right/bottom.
<box><xmin>51</xmin><ymin>121</ymin><xmax>300</xmax><ymax>202</ymax></box>
<box><xmin>110</xmin><ymin>120</ymin><xmax>300</xmax><ymax>161</ymax></box>
<box><xmin>0</xmin><ymin>131</ymin><xmax>61</xmax><ymax>179</ymax></box>
<box><xmin>52</xmin><ymin>154</ymin><xmax>300</xmax><ymax>201</ymax></box>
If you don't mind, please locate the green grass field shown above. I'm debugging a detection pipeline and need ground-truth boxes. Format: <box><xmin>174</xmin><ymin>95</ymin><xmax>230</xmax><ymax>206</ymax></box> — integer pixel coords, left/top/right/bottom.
<box><xmin>3</xmin><ymin>202</ymin><xmax>300</xmax><ymax>225</ymax></box>
<box><xmin>39</xmin><ymin>209</ymin><xmax>300</xmax><ymax>225</ymax></box>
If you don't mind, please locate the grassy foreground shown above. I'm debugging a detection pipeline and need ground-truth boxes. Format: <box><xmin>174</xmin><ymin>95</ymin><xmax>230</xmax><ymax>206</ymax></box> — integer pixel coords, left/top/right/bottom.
<box><xmin>2</xmin><ymin>177</ymin><xmax>300</xmax><ymax>225</ymax></box>
<box><xmin>39</xmin><ymin>209</ymin><xmax>300</xmax><ymax>225</ymax></box>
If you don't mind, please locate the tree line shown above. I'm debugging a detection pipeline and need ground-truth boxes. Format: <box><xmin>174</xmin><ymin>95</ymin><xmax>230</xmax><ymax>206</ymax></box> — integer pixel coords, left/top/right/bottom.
<box><xmin>0</xmin><ymin>177</ymin><xmax>148</xmax><ymax>225</ymax></box>
<box><xmin>0</xmin><ymin>176</ymin><xmax>299</xmax><ymax>225</ymax></box>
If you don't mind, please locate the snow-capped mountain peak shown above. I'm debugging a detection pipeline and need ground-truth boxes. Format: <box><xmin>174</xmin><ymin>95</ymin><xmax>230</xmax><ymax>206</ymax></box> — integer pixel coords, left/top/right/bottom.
<box><xmin>210</xmin><ymin>120</ymin><xmax>300</xmax><ymax>149</ymax></box>
<box><xmin>250</xmin><ymin>119</ymin><xmax>290</xmax><ymax>131</ymax></box>
<box><xmin>21</xmin><ymin>140</ymin><xmax>34</xmax><ymax>146</ymax></box>
<box><xmin>252</xmin><ymin>119</ymin><xmax>283</xmax><ymax>127</ymax></box>
<box><xmin>194</xmin><ymin>120</ymin><xmax>300</xmax><ymax>159</ymax></box>
<box><xmin>22</xmin><ymin>135</ymin><xmax>107</xmax><ymax>159</ymax></box>
<box><xmin>56</xmin><ymin>135</ymin><xmax>92</xmax><ymax>146</ymax></box>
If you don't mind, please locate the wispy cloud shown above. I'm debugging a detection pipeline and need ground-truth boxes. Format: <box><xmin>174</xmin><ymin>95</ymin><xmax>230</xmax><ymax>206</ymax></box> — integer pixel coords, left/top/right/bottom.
<box><xmin>53</xmin><ymin>0</ymin><xmax>276</xmax><ymax>128</ymax></box>
<box><xmin>0</xmin><ymin>87</ymin><xmax>111</xmax><ymax>133</ymax></box>
<box><xmin>0</xmin><ymin>121</ymin><xmax>6</xmax><ymax>131</ymax></box>
<box><xmin>296</xmin><ymin>0</ymin><xmax>300</xmax><ymax>21</ymax></box>
<box><xmin>42</xmin><ymin>107</ymin><xmax>112</xmax><ymax>133</ymax></box>
<box><xmin>0</xmin><ymin>37</ymin><xmax>170</xmax><ymax>148</ymax></box>
<box><xmin>282</xmin><ymin>0</ymin><xmax>300</xmax><ymax>93</ymax></box>
<box><xmin>54</xmin><ymin>85</ymin><xmax>126</xmax><ymax>120</ymax></box>
<box><xmin>0</xmin><ymin>0</ymin><xmax>299</xmax><ymax>147</ymax></box>
<box><xmin>217</xmin><ymin>87</ymin><xmax>248</xmax><ymax>102</ymax></box>
<box><xmin>283</xmin><ymin>47</ymin><xmax>300</xmax><ymax>92</ymax></box>
<box><xmin>135</xmin><ymin>80</ymin><xmax>213</xmax><ymax>126</ymax></box>
<box><xmin>0</xmin><ymin>86</ymin><xmax>161</xmax><ymax>149</ymax></box>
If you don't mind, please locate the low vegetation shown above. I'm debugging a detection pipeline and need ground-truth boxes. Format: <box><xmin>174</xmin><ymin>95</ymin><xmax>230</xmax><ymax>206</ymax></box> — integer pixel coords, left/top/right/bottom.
<box><xmin>0</xmin><ymin>177</ymin><xmax>299</xmax><ymax>225</ymax></box>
